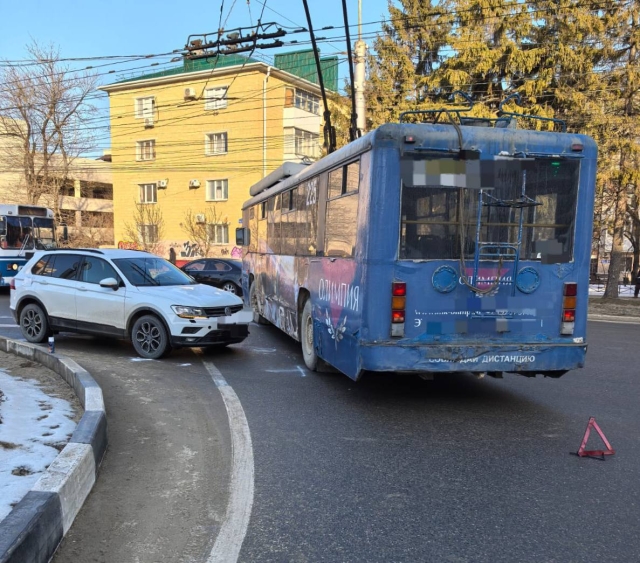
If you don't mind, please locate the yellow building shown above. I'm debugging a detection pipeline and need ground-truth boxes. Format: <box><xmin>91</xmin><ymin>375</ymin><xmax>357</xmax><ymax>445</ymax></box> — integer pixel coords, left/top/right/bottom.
<box><xmin>99</xmin><ymin>51</ymin><xmax>337</xmax><ymax>262</ymax></box>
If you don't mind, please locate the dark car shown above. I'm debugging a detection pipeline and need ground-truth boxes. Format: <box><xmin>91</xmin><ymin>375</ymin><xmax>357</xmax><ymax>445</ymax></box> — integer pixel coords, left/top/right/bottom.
<box><xmin>181</xmin><ymin>258</ymin><xmax>243</xmax><ymax>295</ymax></box>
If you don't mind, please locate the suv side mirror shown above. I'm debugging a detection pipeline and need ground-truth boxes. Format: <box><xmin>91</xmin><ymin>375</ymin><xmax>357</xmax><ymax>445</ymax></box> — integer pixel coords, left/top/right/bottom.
<box><xmin>99</xmin><ymin>277</ymin><xmax>119</xmax><ymax>290</ymax></box>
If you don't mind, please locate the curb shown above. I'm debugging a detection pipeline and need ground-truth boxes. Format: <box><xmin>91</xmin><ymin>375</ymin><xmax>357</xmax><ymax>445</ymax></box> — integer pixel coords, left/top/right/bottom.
<box><xmin>588</xmin><ymin>314</ymin><xmax>640</xmax><ymax>324</ymax></box>
<box><xmin>0</xmin><ymin>337</ymin><xmax>107</xmax><ymax>563</ymax></box>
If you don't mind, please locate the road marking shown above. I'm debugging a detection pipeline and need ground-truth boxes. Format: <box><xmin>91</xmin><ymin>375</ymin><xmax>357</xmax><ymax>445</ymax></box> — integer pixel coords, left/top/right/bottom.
<box><xmin>201</xmin><ymin>358</ymin><xmax>254</xmax><ymax>563</ymax></box>
<box><xmin>265</xmin><ymin>366</ymin><xmax>307</xmax><ymax>377</ymax></box>
<box><xmin>0</xmin><ymin>324</ymin><xmax>18</xmax><ymax>328</ymax></box>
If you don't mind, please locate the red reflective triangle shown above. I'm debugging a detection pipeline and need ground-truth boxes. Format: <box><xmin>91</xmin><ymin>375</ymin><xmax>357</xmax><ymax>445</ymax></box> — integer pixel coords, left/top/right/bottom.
<box><xmin>575</xmin><ymin>417</ymin><xmax>615</xmax><ymax>459</ymax></box>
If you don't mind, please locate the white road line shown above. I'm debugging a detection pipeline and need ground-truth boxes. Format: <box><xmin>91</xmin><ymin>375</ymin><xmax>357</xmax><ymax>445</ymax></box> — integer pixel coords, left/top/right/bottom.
<box><xmin>0</xmin><ymin>324</ymin><xmax>18</xmax><ymax>328</ymax></box>
<box><xmin>201</xmin><ymin>359</ymin><xmax>254</xmax><ymax>563</ymax></box>
<box><xmin>265</xmin><ymin>367</ymin><xmax>307</xmax><ymax>377</ymax></box>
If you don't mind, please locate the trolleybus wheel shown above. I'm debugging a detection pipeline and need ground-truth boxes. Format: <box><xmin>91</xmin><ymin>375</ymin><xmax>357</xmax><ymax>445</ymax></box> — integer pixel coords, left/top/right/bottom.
<box><xmin>301</xmin><ymin>299</ymin><xmax>318</xmax><ymax>371</ymax></box>
<box><xmin>249</xmin><ymin>281</ymin><xmax>269</xmax><ymax>325</ymax></box>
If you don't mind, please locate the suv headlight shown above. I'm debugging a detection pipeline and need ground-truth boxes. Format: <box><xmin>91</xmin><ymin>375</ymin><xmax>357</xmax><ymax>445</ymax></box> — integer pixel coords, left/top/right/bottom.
<box><xmin>171</xmin><ymin>305</ymin><xmax>207</xmax><ymax>319</ymax></box>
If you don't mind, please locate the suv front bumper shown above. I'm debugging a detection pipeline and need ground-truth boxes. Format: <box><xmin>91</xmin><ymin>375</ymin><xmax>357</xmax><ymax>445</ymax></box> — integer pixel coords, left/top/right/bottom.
<box><xmin>170</xmin><ymin>323</ymin><xmax>249</xmax><ymax>347</ymax></box>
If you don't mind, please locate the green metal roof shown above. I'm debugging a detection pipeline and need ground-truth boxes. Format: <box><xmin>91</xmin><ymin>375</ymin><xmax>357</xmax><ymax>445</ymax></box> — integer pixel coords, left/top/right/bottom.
<box><xmin>113</xmin><ymin>50</ymin><xmax>339</xmax><ymax>91</ymax></box>
<box><xmin>115</xmin><ymin>54</ymin><xmax>260</xmax><ymax>84</ymax></box>
<box><xmin>274</xmin><ymin>50</ymin><xmax>338</xmax><ymax>91</ymax></box>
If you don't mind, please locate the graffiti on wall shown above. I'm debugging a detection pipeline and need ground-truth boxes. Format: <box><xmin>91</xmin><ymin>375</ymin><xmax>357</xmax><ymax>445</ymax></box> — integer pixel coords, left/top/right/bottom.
<box><xmin>181</xmin><ymin>241</ymin><xmax>202</xmax><ymax>258</ymax></box>
<box><xmin>118</xmin><ymin>241</ymin><xmax>140</xmax><ymax>250</ymax></box>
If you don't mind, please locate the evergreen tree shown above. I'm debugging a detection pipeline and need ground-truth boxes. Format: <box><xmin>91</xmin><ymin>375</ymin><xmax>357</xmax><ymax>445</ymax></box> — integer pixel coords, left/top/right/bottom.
<box><xmin>366</xmin><ymin>0</ymin><xmax>453</xmax><ymax>128</ymax></box>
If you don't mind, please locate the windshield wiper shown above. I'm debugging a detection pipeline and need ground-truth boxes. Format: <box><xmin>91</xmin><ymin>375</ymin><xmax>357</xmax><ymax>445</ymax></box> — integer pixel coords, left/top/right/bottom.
<box><xmin>130</xmin><ymin>263</ymin><xmax>160</xmax><ymax>286</ymax></box>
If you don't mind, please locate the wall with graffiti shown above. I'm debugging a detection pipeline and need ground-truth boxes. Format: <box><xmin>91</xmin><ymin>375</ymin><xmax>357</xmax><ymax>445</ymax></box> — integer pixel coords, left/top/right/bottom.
<box><xmin>117</xmin><ymin>239</ymin><xmax>242</xmax><ymax>263</ymax></box>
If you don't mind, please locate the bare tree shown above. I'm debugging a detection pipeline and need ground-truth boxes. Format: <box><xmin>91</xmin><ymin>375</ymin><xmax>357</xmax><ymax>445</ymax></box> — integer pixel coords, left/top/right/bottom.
<box><xmin>66</xmin><ymin>212</ymin><xmax>114</xmax><ymax>248</ymax></box>
<box><xmin>180</xmin><ymin>206</ymin><xmax>227</xmax><ymax>258</ymax></box>
<box><xmin>123</xmin><ymin>203</ymin><xmax>165</xmax><ymax>255</ymax></box>
<box><xmin>0</xmin><ymin>41</ymin><xmax>98</xmax><ymax>218</ymax></box>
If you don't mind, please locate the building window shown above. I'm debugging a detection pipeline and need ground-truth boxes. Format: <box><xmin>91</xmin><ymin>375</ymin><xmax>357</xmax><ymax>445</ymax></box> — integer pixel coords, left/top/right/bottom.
<box><xmin>139</xmin><ymin>183</ymin><xmax>157</xmax><ymax>204</ymax></box>
<box><xmin>204</xmin><ymin>87</ymin><xmax>228</xmax><ymax>110</ymax></box>
<box><xmin>135</xmin><ymin>97</ymin><xmax>155</xmax><ymax>119</ymax></box>
<box><xmin>295</xmin><ymin>89</ymin><xmax>320</xmax><ymax>114</ymax></box>
<box><xmin>140</xmin><ymin>224</ymin><xmax>158</xmax><ymax>244</ymax></box>
<box><xmin>291</xmin><ymin>128</ymin><xmax>319</xmax><ymax>158</ymax></box>
<box><xmin>207</xmin><ymin>224</ymin><xmax>229</xmax><ymax>244</ymax></box>
<box><xmin>205</xmin><ymin>132</ymin><xmax>228</xmax><ymax>155</ymax></box>
<box><xmin>206</xmin><ymin>179</ymin><xmax>228</xmax><ymax>201</ymax></box>
<box><xmin>136</xmin><ymin>140</ymin><xmax>156</xmax><ymax>161</ymax></box>
<box><xmin>60</xmin><ymin>184</ymin><xmax>75</xmax><ymax>197</ymax></box>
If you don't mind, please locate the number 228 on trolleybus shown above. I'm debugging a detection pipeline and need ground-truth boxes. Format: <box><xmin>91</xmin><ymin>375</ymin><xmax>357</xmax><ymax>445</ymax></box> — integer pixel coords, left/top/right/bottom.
<box><xmin>237</xmin><ymin>112</ymin><xmax>597</xmax><ymax>382</ymax></box>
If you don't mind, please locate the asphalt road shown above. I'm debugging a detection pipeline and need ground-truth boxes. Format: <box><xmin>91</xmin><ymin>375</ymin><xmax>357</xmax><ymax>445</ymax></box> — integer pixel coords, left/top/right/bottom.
<box><xmin>1</xmin><ymin>290</ymin><xmax>639</xmax><ymax>562</ymax></box>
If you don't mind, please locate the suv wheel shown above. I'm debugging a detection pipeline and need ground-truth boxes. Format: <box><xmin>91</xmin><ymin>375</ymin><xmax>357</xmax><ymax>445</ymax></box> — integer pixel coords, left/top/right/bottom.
<box><xmin>131</xmin><ymin>315</ymin><xmax>170</xmax><ymax>359</ymax></box>
<box><xmin>20</xmin><ymin>303</ymin><xmax>50</xmax><ymax>343</ymax></box>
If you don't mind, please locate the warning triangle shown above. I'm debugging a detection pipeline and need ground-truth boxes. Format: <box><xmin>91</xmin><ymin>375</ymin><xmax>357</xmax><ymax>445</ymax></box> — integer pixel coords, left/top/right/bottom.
<box><xmin>573</xmin><ymin>417</ymin><xmax>615</xmax><ymax>460</ymax></box>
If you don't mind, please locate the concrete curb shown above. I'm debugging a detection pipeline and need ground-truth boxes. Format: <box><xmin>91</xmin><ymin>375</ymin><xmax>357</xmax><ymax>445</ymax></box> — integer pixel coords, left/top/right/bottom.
<box><xmin>588</xmin><ymin>314</ymin><xmax>640</xmax><ymax>324</ymax></box>
<box><xmin>0</xmin><ymin>337</ymin><xmax>107</xmax><ymax>563</ymax></box>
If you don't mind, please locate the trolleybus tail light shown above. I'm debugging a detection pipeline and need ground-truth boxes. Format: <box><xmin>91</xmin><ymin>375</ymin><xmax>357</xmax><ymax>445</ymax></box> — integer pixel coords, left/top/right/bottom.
<box><xmin>571</xmin><ymin>143</ymin><xmax>584</xmax><ymax>152</ymax></box>
<box><xmin>404</xmin><ymin>135</ymin><xmax>416</xmax><ymax>144</ymax></box>
<box><xmin>391</xmin><ymin>281</ymin><xmax>406</xmax><ymax>337</ymax></box>
<box><xmin>561</xmin><ymin>282</ymin><xmax>577</xmax><ymax>335</ymax></box>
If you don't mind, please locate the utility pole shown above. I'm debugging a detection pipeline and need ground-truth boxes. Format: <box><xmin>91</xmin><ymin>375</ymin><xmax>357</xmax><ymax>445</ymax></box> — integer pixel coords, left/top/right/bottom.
<box><xmin>354</xmin><ymin>0</ymin><xmax>367</xmax><ymax>134</ymax></box>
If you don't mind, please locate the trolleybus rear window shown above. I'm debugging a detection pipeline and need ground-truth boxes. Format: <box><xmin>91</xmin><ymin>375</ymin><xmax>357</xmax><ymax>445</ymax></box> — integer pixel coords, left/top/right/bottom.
<box><xmin>400</xmin><ymin>157</ymin><xmax>579</xmax><ymax>262</ymax></box>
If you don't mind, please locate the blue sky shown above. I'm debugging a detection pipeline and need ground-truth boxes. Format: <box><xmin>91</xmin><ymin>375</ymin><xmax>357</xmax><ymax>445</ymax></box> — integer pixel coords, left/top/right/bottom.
<box><xmin>1</xmin><ymin>0</ymin><xmax>390</xmax><ymax>78</ymax></box>
<box><xmin>1</xmin><ymin>0</ymin><xmax>392</xmax><ymax>154</ymax></box>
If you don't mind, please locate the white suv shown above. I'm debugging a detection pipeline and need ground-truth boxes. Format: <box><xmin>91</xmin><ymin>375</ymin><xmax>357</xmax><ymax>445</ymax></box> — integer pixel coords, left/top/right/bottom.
<box><xmin>10</xmin><ymin>248</ymin><xmax>252</xmax><ymax>359</ymax></box>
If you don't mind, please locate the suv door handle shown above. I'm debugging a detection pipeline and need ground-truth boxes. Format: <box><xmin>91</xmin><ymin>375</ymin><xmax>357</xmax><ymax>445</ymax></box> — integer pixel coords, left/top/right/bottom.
<box><xmin>77</xmin><ymin>285</ymin><xmax>88</xmax><ymax>292</ymax></box>
<box><xmin>36</xmin><ymin>280</ymin><xmax>49</xmax><ymax>285</ymax></box>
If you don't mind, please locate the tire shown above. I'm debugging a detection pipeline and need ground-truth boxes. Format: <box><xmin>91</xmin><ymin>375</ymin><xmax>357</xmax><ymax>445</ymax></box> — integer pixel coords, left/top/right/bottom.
<box><xmin>300</xmin><ymin>299</ymin><xmax>318</xmax><ymax>371</ymax></box>
<box><xmin>131</xmin><ymin>314</ymin><xmax>170</xmax><ymax>359</ymax></box>
<box><xmin>249</xmin><ymin>281</ymin><xmax>269</xmax><ymax>325</ymax></box>
<box><xmin>20</xmin><ymin>303</ymin><xmax>50</xmax><ymax>343</ymax></box>
<box><xmin>221</xmin><ymin>281</ymin><xmax>240</xmax><ymax>295</ymax></box>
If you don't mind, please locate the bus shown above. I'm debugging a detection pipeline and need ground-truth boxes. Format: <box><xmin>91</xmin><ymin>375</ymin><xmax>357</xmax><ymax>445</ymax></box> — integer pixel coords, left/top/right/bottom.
<box><xmin>0</xmin><ymin>204</ymin><xmax>62</xmax><ymax>286</ymax></box>
<box><xmin>237</xmin><ymin>114</ymin><xmax>597</xmax><ymax>381</ymax></box>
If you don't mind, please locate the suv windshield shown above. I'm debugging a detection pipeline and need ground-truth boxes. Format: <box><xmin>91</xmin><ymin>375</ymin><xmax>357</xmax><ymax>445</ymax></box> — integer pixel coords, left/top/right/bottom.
<box><xmin>113</xmin><ymin>257</ymin><xmax>196</xmax><ymax>287</ymax></box>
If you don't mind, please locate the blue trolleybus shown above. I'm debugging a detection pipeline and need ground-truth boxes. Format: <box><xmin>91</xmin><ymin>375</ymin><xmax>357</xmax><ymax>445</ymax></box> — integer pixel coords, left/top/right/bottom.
<box><xmin>237</xmin><ymin>109</ymin><xmax>597</xmax><ymax>381</ymax></box>
<box><xmin>0</xmin><ymin>204</ymin><xmax>60</xmax><ymax>286</ymax></box>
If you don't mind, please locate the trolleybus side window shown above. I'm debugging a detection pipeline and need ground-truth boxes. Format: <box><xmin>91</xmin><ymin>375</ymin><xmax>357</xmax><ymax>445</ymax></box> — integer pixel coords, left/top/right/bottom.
<box><xmin>248</xmin><ymin>207</ymin><xmax>257</xmax><ymax>253</ymax></box>
<box><xmin>325</xmin><ymin>160</ymin><xmax>360</xmax><ymax>258</ymax></box>
<box><xmin>257</xmin><ymin>201</ymin><xmax>268</xmax><ymax>253</ymax></box>
<box><xmin>267</xmin><ymin>196</ymin><xmax>281</xmax><ymax>254</ymax></box>
<box><xmin>296</xmin><ymin>176</ymin><xmax>320</xmax><ymax>256</ymax></box>
<box><xmin>281</xmin><ymin>190</ymin><xmax>296</xmax><ymax>255</ymax></box>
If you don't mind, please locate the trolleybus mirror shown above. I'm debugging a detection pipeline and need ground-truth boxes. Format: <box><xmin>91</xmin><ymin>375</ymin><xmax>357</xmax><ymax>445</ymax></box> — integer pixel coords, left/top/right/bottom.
<box><xmin>236</xmin><ymin>227</ymin><xmax>249</xmax><ymax>246</ymax></box>
<box><xmin>62</xmin><ymin>224</ymin><xmax>68</xmax><ymax>242</ymax></box>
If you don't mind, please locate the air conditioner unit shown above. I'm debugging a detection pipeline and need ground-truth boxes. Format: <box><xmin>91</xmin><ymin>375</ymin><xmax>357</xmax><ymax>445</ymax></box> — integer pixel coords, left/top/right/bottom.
<box><xmin>157</xmin><ymin>179</ymin><xmax>168</xmax><ymax>189</ymax></box>
<box><xmin>144</xmin><ymin>117</ymin><xmax>154</xmax><ymax>128</ymax></box>
<box><xmin>195</xmin><ymin>214</ymin><xmax>206</xmax><ymax>224</ymax></box>
<box><xmin>189</xmin><ymin>179</ymin><xmax>201</xmax><ymax>188</ymax></box>
<box><xmin>184</xmin><ymin>87</ymin><xmax>196</xmax><ymax>101</ymax></box>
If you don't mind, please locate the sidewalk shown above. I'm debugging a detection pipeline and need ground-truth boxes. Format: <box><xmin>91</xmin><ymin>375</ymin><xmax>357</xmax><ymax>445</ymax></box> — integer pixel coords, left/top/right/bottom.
<box><xmin>588</xmin><ymin>284</ymin><xmax>640</xmax><ymax>323</ymax></box>
<box><xmin>0</xmin><ymin>338</ymin><xmax>107</xmax><ymax>563</ymax></box>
